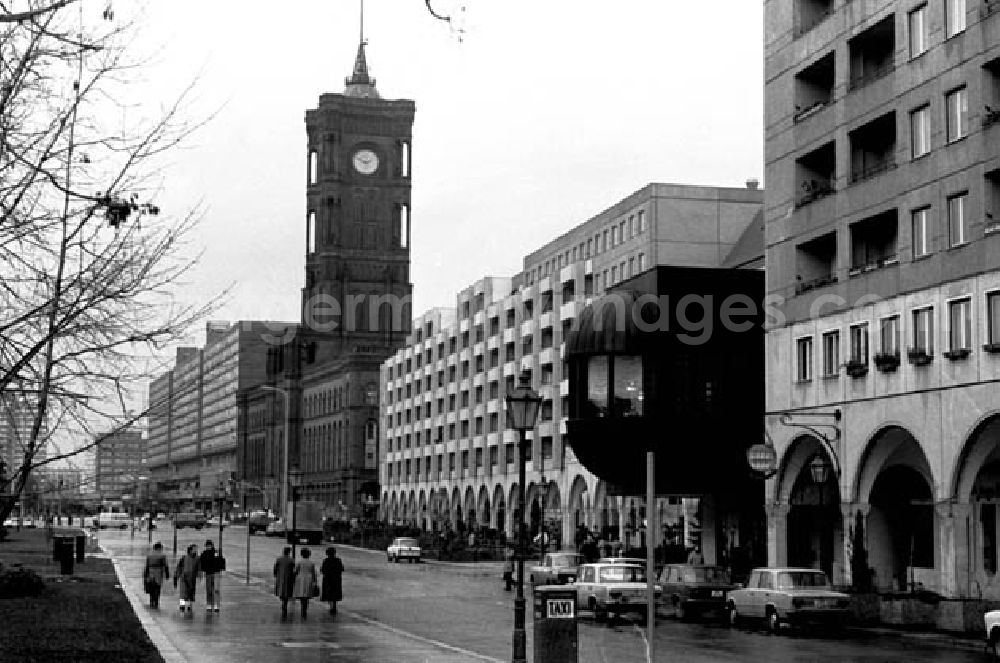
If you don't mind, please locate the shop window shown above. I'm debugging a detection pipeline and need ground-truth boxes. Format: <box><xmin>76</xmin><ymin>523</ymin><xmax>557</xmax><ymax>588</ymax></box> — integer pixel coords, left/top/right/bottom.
<box><xmin>613</xmin><ymin>356</ymin><xmax>643</xmax><ymax>417</ymax></box>
<box><xmin>586</xmin><ymin>356</ymin><xmax>609</xmax><ymax>417</ymax></box>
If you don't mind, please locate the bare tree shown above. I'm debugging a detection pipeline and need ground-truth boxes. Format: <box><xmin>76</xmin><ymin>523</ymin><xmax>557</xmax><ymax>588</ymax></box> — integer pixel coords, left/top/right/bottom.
<box><xmin>0</xmin><ymin>0</ymin><xmax>220</xmax><ymax>527</ymax></box>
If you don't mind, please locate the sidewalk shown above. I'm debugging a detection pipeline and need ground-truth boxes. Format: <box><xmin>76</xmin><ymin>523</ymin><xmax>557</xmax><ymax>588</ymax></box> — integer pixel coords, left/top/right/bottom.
<box><xmin>102</xmin><ymin>539</ymin><xmax>506</xmax><ymax>663</ymax></box>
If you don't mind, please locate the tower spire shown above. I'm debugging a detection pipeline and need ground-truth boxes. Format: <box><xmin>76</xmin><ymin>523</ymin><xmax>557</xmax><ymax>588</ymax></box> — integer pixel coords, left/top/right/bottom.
<box><xmin>345</xmin><ymin>0</ymin><xmax>379</xmax><ymax>98</ymax></box>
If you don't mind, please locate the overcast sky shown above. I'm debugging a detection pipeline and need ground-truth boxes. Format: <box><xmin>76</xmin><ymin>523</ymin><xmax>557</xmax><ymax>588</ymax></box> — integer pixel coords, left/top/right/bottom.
<box><xmin>135</xmin><ymin>0</ymin><xmax>764</xmax><ymax>347</ymax></box>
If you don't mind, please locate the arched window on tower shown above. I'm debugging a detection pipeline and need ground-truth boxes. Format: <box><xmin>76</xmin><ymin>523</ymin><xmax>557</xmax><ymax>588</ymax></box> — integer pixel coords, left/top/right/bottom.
<box><xmin>309</xmin><ymin>150</ymin><xmax>318</xmax><ymax>185</ymax></box>
<box><xmin>399</xmin><ymin>203</ymin><xmax>409</xmax><ymax>248</ymax></box>
<box><xmin>401</xmin><ymin>140</ymin><xmax>411</xmax><ymax>178</ymax></box>
<box><xmin>307</xmin><ymin>211</ymin><xmax>316</xmax><ymax>253</ymax></box>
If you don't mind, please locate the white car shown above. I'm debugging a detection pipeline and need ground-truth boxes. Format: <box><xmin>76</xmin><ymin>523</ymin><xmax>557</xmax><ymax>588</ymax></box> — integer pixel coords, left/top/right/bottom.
<box><xmin>986</xmin><ymin>609</ymin><xmax>1000</xmax><ymax>657</ymax></box>
<box><xmin>387</xmin><ymin>537</ymin><xmax>421</xmax><ymax>563</ymax></box>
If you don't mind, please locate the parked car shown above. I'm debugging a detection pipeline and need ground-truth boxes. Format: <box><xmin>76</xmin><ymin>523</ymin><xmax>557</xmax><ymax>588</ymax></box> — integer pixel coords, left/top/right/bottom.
<box><xmin>248</xmin><ymin>511</ymin><xmax>274</xmax><ymax>535</ymax></box>
<box><xmin>97</xmin><ymin>512</ymin><xmax>131</xmax><ymax>529</ymax></box>
<box><xmin>387</xmin><ymin>537</ymin><xmax>421</xmax><ymax>563</ymax></box>
<box><xmin>658</xmin><ymin>564</ymin><xmax>737</xmax><ymax>620</ymax></box>
<box><xmin>574</xmin><ymin>562</ymin><xmax>661</xmax><ymax>623</ymax></box>
<box><xmin>265</xmin><ymin>519</ymin><xmax>286</xmax><ymax>537</ymax></box>
<box><xmin>206</xmin><ymin>516</ymin><xmax>226</xmax><ymax>529</ymax></box>
<box><xmin>725</xmin><ymin>567</ymin><xmax>850</xmax><ymax>633</ymax></box>
<box><xmin>598</xmin><ymin>557</ymin><xmax>648</xmax><ymax>566</ymax></box>
<box><xmin>173</xmin><ymin>512</ymin><xmax>208</xmax><ymax>530</ymax></box>
<box><xmin>985</xmin><ymin>608</ymin><xmax>1000</xmax><ymax>658</ymax></box>
<box><xmin>529</xmin><ymin>551</ymin><xmax>584</xmax><ymax>588</ymax></box>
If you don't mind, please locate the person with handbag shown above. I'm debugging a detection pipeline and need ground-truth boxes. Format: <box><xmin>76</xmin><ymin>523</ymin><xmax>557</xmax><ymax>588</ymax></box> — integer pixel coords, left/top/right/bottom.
<box><xmin>292</xmin><ymin>547</ymin><xmax>319</xmax><ymax>619</ymax></box>
<box><xmin>142</xmin><ymin>542</ymin><xmax>169</xmax><ymax>608</ymax></box>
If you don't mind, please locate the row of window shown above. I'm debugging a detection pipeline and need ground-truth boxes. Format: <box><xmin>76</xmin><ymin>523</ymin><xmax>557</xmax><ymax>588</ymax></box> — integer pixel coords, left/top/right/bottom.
<box><xmin>385</xmin><ymin>395</ymin><xmax>566</xmax><ymax>452</ymax></box>
<box><xmin>385</xmin><ymin>437</ymin><xmax>559</xmax><ymax>483</ymax></box>
<box><xmin>796</xmin><ymin>0</ymin><xmax>968</xmax><ymax>42</ymax></box>
<box><xmin>526</xmin><ymin>210</ymin><xmax>647</xmax><ymax>284</ymax></box>
<box><xmin>794</xmin><ymin>291</ymin><xmax>1000</xmax><ymax>381</ymax></box>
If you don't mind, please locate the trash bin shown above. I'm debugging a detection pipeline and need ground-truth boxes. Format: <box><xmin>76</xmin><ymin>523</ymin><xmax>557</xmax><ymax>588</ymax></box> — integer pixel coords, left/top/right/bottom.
<box><xmin>533</xmin><ymin>585</ymin><xmax>578</xmax><ymax>663</ymax></box>
<box><xmin>56</xmin><ymin>537</ymin><xmax>75</xmax><ymax>575</ymax></box>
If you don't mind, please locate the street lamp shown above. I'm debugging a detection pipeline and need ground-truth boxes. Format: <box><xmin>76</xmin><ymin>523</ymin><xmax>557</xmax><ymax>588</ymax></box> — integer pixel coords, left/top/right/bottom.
<box><xmin>809</xmin><ymin>454</ymin><xmax>830</xmax><ymax>485</ymax></box>
<box><xmin>288</xmin><ymin>467</ymin><xmax>304</xmax><ymax>559</ymax></box>
<box><xmin>505</xmin><ymin>371</ymin><xmax>542</xmax><ymax>663</ymax></box>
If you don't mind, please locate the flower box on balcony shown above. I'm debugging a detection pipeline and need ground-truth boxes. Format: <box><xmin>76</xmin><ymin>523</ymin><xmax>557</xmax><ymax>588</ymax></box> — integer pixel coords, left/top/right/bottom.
<box><xmin>907</xmin><ymin>348</ymin><xmax>934</xmax><ymax>366</ymax></box>
<box><xmin>984</xmin><ymin>342</ymin><xmax>1000</xmax><ymax>354</ymax></box>
<box><xmin>874</xmin><ymin>353</ymin><xmax>901</xmax><ymax>372</ymax></box>
<box><xmin>845</xmin><ymin>360</ymin><xmax>869</xmax><ymax>378</ymax></box>
<box><xmin>943</xmin><ymin>348</ymin><xmax>971</xmax><ymax>361</ymax></box>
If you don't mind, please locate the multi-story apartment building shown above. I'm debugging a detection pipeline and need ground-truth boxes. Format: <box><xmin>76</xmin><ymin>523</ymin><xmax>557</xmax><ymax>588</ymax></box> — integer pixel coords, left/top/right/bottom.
<box><xmin>0</xmin><ymin>393</ymin><xmax>46</xmax><ymax>482</ymax></box>
<box><xmin>147</xmin><ymin>320</ymin><xmax>293</xmax><ymax>510</ymax></box>
<box><xmin>764</xmin><ymin>0</ymin><xmax>1000</xmax><ymax>597</ymax></box>
<box><xmin>95</xmin><ymin>429</ymin><xmax>143</xmax><ymax>499</ymax></box>
<box><xmin>381</xmin><ymin>183</ymin><xmax>763</xmax><ymax>547</ymax></box>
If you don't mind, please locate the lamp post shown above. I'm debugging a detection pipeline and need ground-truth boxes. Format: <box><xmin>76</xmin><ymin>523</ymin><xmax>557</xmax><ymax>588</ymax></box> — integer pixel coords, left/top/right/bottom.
<box><xmin>505</xmin><ymin>371</ymin><xmax>542</xmax><ymax>663</ymax></box>
<box><xmin>288</xmin><ymin>467</ymin><xmax>303</xmax><ymax>560</ymax></box>
<box><xmin>214</xmin><ymin>482</ymin><xmax>226</xmax><ymax>552</ymax></box>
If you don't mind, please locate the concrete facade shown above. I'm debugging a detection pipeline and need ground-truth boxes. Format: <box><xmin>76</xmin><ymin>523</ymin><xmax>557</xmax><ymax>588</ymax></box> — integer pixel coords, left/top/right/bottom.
<box><xmin>381</xmin><ymin>183</ymin><xmax>763</xmax><ymax>550</ymax></box>
<box><xmin>764</xmin><ymin>0</ymin><xmax>1000</xmax><ymax>596</ymax></box>
<box><xmin>95</xmin><ymin>429</ymin><xmax>143</xmax><ymax>499</ymax></box>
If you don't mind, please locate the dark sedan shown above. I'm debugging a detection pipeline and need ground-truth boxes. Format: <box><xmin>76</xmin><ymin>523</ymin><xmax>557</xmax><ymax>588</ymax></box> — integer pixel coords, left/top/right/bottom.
<box><xmin>658</xmin><ymin>564</ymin><xmax>737</xmax><ymax>620</ymax></box>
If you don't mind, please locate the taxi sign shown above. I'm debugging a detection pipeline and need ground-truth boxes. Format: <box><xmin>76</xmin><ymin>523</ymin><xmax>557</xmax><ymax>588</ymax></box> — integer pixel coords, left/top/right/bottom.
<box><xmin>546</xmin><ymin>598</ymin><xmax>575</xmax><ymax>619</ymax></box>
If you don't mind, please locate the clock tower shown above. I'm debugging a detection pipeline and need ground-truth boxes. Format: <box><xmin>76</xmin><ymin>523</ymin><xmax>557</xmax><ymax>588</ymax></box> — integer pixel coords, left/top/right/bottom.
<box><xmin>301</xmin><ymin>35</ymin><xmax>414</xmax><ymax>354</ymax></box>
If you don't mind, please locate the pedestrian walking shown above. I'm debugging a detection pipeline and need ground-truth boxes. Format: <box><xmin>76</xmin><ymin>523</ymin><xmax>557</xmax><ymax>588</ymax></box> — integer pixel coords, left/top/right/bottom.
<box><xmin>174</xmin><ymin>544</ymin><xmax>201</xmax><ymax>613</ymax></box>
<box><xmin>502</xmin><ymin>550</ymin><xmax>515</xmax><ymax>591</ymax></box>
<box><xmin>320</xmin><ymin>547</ymin><xmax>344</xmax><ymax>615</ymax></box>
<box><xmin>293</xmin><ymin>548</ymin><xmax>319</xmax><ymax>619</ymax></box>
<box><xmin>142</xmin><ymin>542</ymin><xmax>169</xmax><ymax>608</ymax></box>
<box><xmin>273</xmin><ymin>546</ymin><xmax>295</xmax><ymax>619</ymax></box>
<box><xmin>687</xmin><ymin>545</ymin><xmax>704</xmax><ymax>565</ymax></box>
<box><xmin>199</xmin><ymin>539</ymin><xmax>225</xmax><ymax>613</ymax></box>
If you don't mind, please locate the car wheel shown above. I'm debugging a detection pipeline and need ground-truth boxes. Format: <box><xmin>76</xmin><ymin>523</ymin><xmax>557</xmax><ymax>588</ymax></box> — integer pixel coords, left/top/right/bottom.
<box><xmin>766</xmin><ymin>608</ymin><xmax>781</xmax><ymax>634</ymax></box>
<box><xmin>673</xmin><ymin>599</ymin><xmax>686</xmax><ymax>621</ymax></box>
<box><xmin>726</xmin><ymin>603</ymin><xmax>739</xmax><ymax>628</ymax></box>
<box><xmin>989</xmin><ymin>627</ymin><xmax>1000</xmax><ymax>660</ymax></box>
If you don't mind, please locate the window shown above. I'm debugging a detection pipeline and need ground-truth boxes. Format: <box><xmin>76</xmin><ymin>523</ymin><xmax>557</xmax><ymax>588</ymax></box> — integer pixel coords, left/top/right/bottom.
<box><xmin>911</xmin><ymin>306</ymin><xmax>935</xmax><ymax>355</ymax></box>
<box><xmin>586</xmin><ymin>238</ymin><xmax>593</xmax><ymax>257</ymax></box>
<box><xmin>948</xmin><ymin>192</ymin><xmax>968</xmax><ymax>246</ymax></box>
<box><xmin>796</xmin><ymin>337</ymin><xmax>814</xmax><ymax>382</ymax></box>
<box><xmin>910</xmin><ymin>105</ymin><xmax>931</xmax><ymax>158</ymax></box>
<box><xmin>638</xmin><ymin>253</ymin><xmax>646</xmax><ymax>271</ymax></box>
<box><xmin>880</xmin><ymin>315</ymin><xmax>900</xmax><ymax>356</ymax></box>
<box><xmin>398</xmin><ymin>203</ymin><xmax>410</xmax><ymax>248</ymax></box>
<box><xmin>586</xmin><ymin>356</ymin><xmax>609</xmax><ymax>417</ymax></box>
<box><xmin>946</xmin><ymin>0</ymin><xmax>966</xmax><ymax>38</ymax></box>
<box><xmin>637</xmin><ymin>210</ymin><xmax>646</xmax><ymax>233</ymax></box>
<box><xmin>908</xmin><ymin>5</ymin><xmax>928</xmax><ymax>58</ymax></box>
<box><xmin>821</xmin><ymin>331</ymin><xmax>839</xmax><ymax>377</ymax></box>
<box><xmin>988</xmin><ymin>292</ymin><xmax>1000</xmax><ymax>346</ymax></box>
<box><xmin>946</xmin><ymin>86</ymin><xmax>969</xmax><ymax>142</ymax></box>
<box><xmin>309</xmin><ymin>150</ymin><xmax>318</xmax><ymax>185</ymax></box>
<box><xmin>849</xmin><ymin>323</ymin><xmax>869</xmax><ymax>363</ymax></box>
<box><xmin>613</xmin><ymin>356</ymin><xmax>643</xmax><ymax>417</ymax></box>
<box><xmin>307</xmin><ymin>211</ymin><xmax>316</xmax><ymax>253</ymax></box>
<box><xmin>912</xmin><ymin>207</ymin><xmax>931</xmax><ymax>258</ymax></box>
<box><xmin>948</xmin><ymin>298</ymin><xmax>972</xmax><ymax>353</ymax></box>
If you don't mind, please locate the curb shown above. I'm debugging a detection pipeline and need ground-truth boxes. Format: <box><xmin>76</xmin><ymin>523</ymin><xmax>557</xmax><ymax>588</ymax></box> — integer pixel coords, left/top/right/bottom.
<box><xmin>103</xmin><ymin>544</ymin><xmax>187</xmax><ymax>663</ymax></box>
<box><xmin>848</xmin><ymin>625</ymin><xmax>985</xmax><ymax>653</ymax></box>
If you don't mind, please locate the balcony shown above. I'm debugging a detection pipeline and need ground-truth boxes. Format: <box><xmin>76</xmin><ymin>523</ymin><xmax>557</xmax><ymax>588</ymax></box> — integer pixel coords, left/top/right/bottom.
<box><xmin>794</xmin><ymin>52</ymin><xmax>835</xmax><ymax>123</ymax></box>
<box><xmin>850</xmin><ymin>209</ymin><xmax>898</xmax><ymax>275</ymax></box>
<box><xmin>795</xmin><ymin>0</ymin><xmax>833</xmax><ymax>38</ymax></box>
<box><xmin>540</xmin><ymin>311</ymin><xmax>555</xmax><ymax>329</ymax></box>
<box><xmin>503</xmin><ymin>361</ymin><xmax>516</xmax><ymax>377</ymax></box>
<box><xmin>983</xmin><ymin>0</ymin><xmax>1000</xmax><ymax>18</ymax></box>
<box><xmin>560</xmin><ymin>300</ymin><xmax>578</xmax><ymax>321</ymax></box>
<box><xmin>848</xmin><ymin>16</ymin><xmax>895</xmax><ymax>93</ymax></box>
<box><xmin>503</xmin><ymin>327</ymin><xmax>516</xmax><ymax>344</ymax></box>
<box><xmin>521</xmin><ymin>319</ymin><xmax>535</xmax><ymax>337</ymax></box>
<box><xmin>795</xmin><ymin>231</ymin><xmax>837</xmax><ymax>295</ymax></box>
<box><xmin>795</xmin><ymin>141</ymin><xmax>836</xmax><ymax>208</ymax></box>
<box><xmin>849</xmin><ymin>112</ymin><xmax>897</xmax><ymax>185</ymax></box>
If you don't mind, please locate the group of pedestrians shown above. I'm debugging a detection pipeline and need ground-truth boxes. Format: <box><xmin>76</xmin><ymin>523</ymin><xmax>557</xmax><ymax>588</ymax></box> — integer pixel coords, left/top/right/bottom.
<box><xmin>273</xmin><ymin>546</ymin><xmax>344</xmax><ymax>619</ymax></box>
<box><xmin>142</xmin><ymin>539</ymin><xmax>345</xmax><ymax>620</ymax></box>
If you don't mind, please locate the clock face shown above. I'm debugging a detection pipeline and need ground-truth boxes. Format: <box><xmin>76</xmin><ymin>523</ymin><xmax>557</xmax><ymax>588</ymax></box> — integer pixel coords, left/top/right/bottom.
<box><xmin>353</xmin><ymin>149</ymin><xmax>379</xmax><ymax>175</ymax></box>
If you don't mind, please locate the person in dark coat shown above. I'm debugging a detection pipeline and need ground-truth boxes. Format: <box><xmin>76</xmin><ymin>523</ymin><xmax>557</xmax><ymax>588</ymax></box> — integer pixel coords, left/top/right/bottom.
<box><xmin>292</xmin><ymin>548</ymin><xmax>318</xmax><ymax>619</ymax></box>
<box><xmin>320</xmin><ymin>547</ymin><xmax>344</xmax><ymax>615</ymax></box>
<box><xmin>199</xmin><ymin>539</ymin><xmax>224</xmax><ymax>612</ymax></box>
<box><xmin>273</xmin><ymin>546</ymin><xmax>296</xmax><ymax>618</ymax></box>
<box><xmin>143</xmin><ymin>542</ymin><xmax>169</xmax><ymax>608</ymax></box>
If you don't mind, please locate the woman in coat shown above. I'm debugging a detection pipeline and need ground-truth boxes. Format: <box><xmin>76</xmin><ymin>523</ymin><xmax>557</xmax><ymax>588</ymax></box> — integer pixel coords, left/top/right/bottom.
<box><xmin>273</xmin><ymin>546</ymin><xmax>296</xmax><ymax>618</ymax></box>
<box><xmin>320</xmin><ymin>547</ymin><xmax>344</xmax><ymax>615</ymax></box>
<box><xmin>173</xmin><ymin>544</ymin><xmax>200</xmax><ymax>613</ymax></box>
<box><xmin>143</xmin><ymin>542</ymin><xmax>170</xmax><ymax>608</ymax></box>
<box><xmin>292</xmin><ymin>548</ymin><xmax>318</xmax><ymax>619</ymax></box>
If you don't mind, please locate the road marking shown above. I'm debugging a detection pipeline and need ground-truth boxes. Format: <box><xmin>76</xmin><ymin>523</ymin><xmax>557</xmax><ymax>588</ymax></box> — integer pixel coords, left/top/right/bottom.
<box><xmin>236</xmin><ymin>571</ymin><xmax>505</xmax><ymax>663</ymax></box>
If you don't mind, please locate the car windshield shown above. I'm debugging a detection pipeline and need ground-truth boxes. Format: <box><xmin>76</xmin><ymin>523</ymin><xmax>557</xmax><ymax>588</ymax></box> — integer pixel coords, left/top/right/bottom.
<box><xmin>599</xmin><ymin>566</ymin><xmax>647</xmax><ymax>583</ymax></box>
<box><xmin>776</xmin><ymin>571</ymin><xmax>830</xmax><ymax>589</ymax></box>
<box><xmin>550</xmin><ymin>554</ymin><xmax>583</xmax><ymax>568</ymax></box>
<box><xmin>683</xmin><ymin>566</ymin><xmax>730</xmax><ymax>584</ymax></box>
<box><xmin>395</xmin><ymin>538</ymin><xmax>418</xmax><ymax>547</ymax></box>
